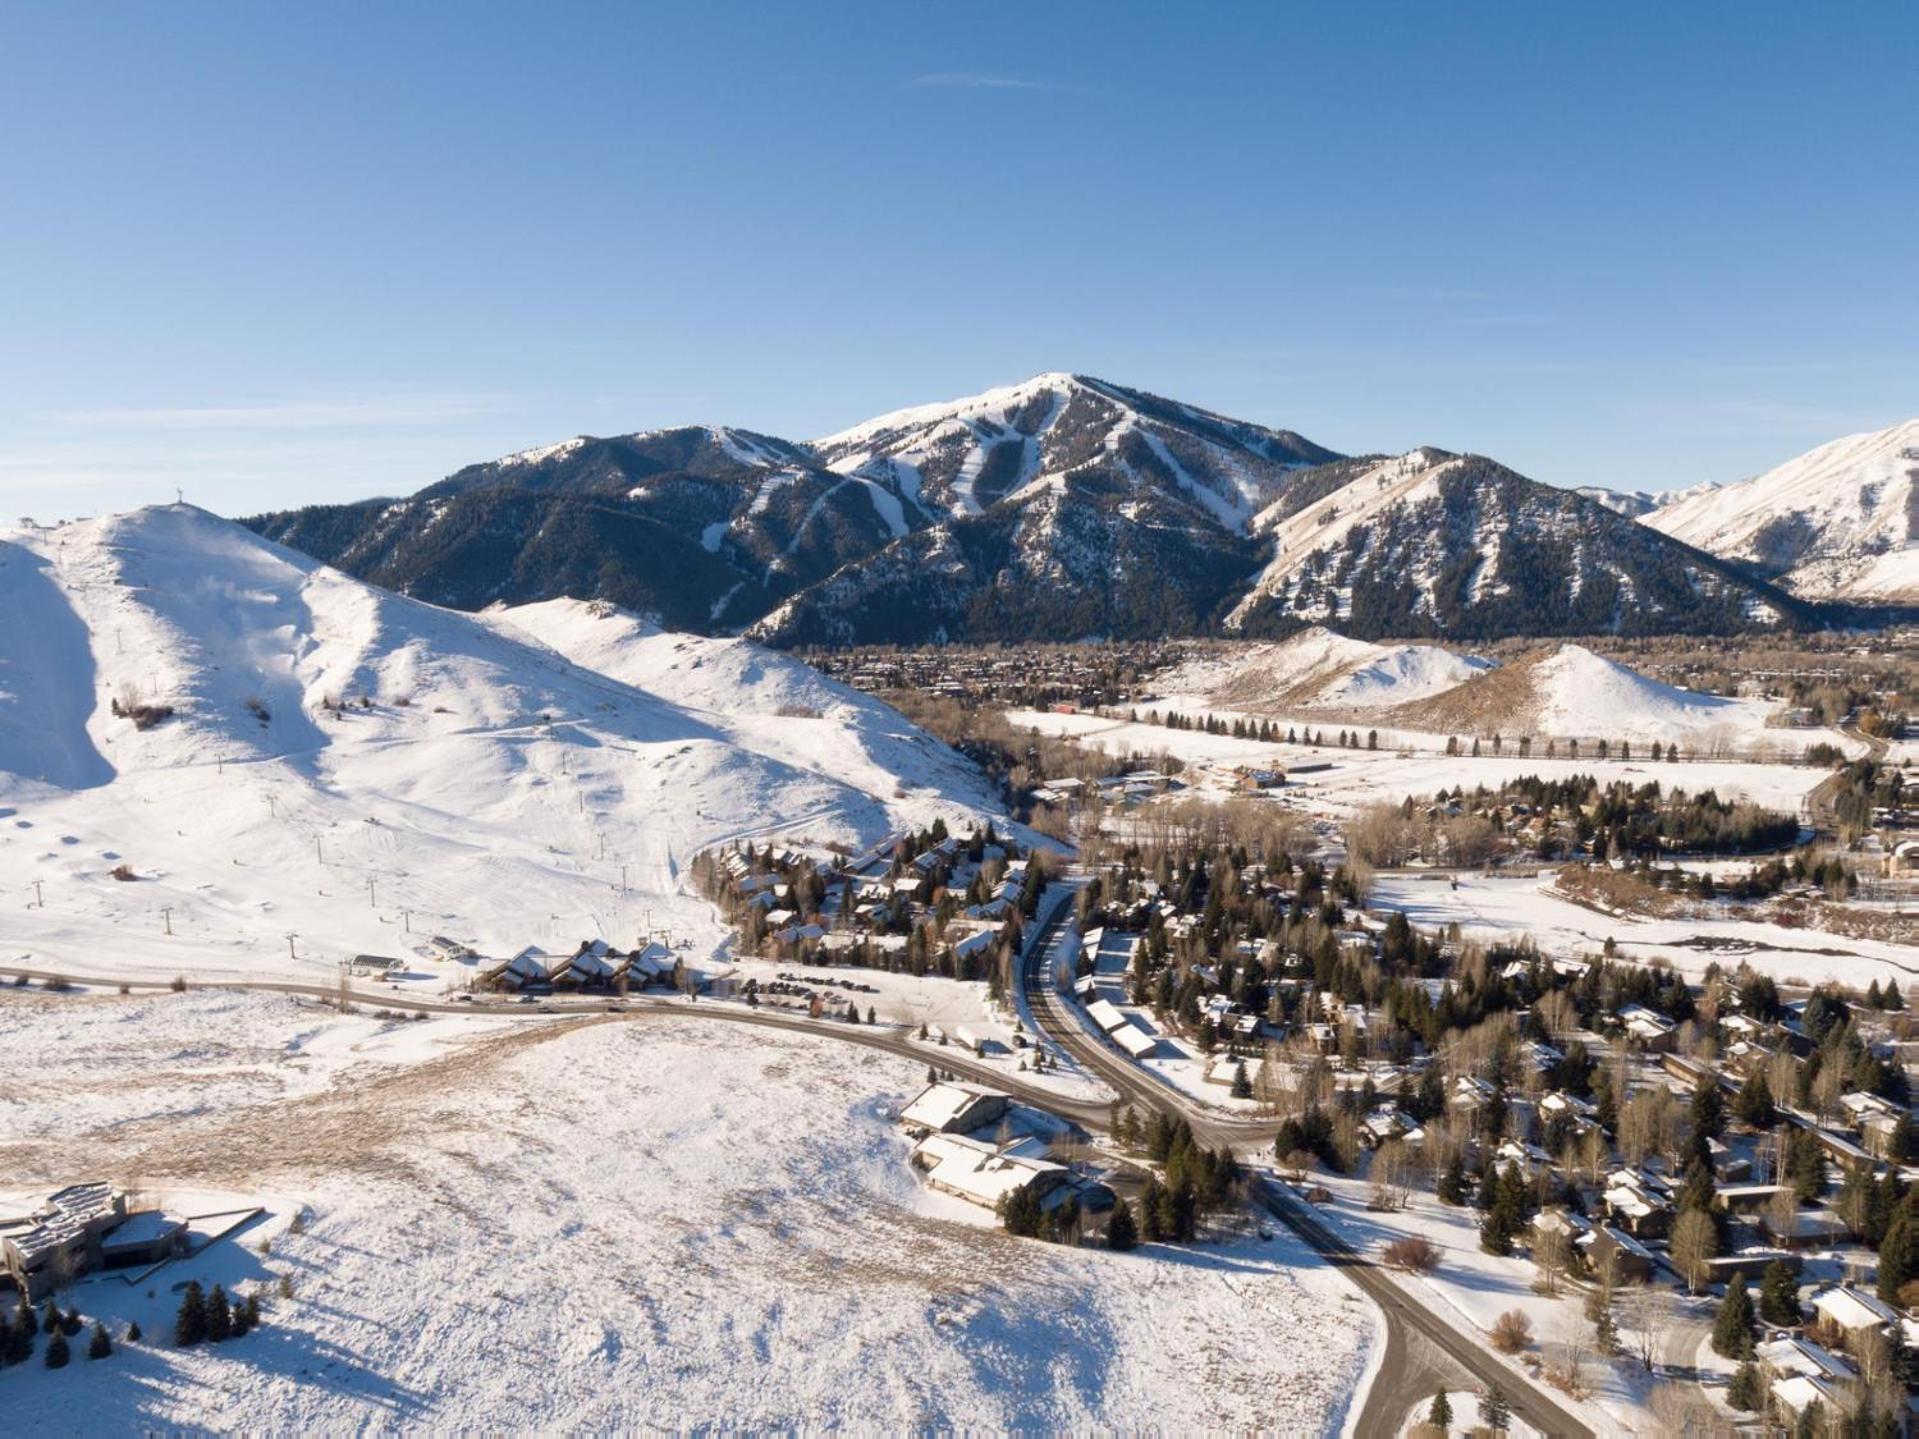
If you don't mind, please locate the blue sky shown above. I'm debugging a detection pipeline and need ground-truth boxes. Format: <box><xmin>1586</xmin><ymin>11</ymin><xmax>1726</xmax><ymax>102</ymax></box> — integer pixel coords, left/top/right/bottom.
<box><xmin>3</xmin><ymin>2</ymin><xmax>1915</xmax><ymax>519</ymax></box>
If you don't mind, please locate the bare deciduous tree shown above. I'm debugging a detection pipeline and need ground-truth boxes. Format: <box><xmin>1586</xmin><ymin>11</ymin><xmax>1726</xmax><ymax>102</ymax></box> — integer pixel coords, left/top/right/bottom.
<box><xmin>1533</xmin><ymin>1224</ymin><xmax>1571</xmax><ymax>1296</ymax></box>
<box><xmin>1671</xmin><ymin>1209</ymin><xmax>1718</xmax><ymax>1295</ymax></box>
<box><xmin>1621</xmin><ymin>1284</ymin><xmax>1669</xmax><ymax>1373</ymax></box>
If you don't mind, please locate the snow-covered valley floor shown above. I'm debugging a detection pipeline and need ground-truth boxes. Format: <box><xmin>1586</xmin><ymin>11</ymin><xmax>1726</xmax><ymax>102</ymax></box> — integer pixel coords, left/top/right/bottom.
<box><xmin>1</xmin><ymin>990</ymin><xmax>1378</xmax><ymax>1431</ymax></box>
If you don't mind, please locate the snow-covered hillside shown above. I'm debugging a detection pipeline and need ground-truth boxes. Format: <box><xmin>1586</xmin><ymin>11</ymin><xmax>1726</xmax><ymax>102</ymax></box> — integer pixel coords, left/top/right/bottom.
<box><xmin>1156</xmin><ymin>627</ymin><xmax>1494</xmax><ymax>712</ymax></box>
<box><xmin>1645</xmin><ymin>418</ymin><xmax>1919</xmax><ymax>600</ymax></box>
<box><xmin>0</xmin><ymin>506</ymin><xmax>1002</xmax><ymax>984</ymax></box>
<box><xmin>487</xmin><ymin>596</ymin><xmax>991</xmax><ymax>811</ymax></box>
<box><xmin>1</xmin><ymin>992</ymin><xmax>1379</xmax><ymax>1433</ymax></box>
<box><xmin>1386</xmin><ymin>642</ymin><xmax>1842</xmax><ymax>753</ymax></box>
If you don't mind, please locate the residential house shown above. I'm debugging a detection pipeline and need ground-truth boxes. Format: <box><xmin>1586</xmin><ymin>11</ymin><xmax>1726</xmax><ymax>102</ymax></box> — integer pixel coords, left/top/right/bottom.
<box><xmin>899</xmin><ymin>1081</ymin><xmax>1011</xmax><ymax>1137</ymax></box>
<box><xmin>1810</xmin><ymin>1285</ymin><xmax>1900</xmax><ymax>1349</ymax></box>
<box><xmin>0</xmin><ymin>1184</ymin><xmax>184</xmax><ymax>1301</ymax></box>
<box><xmin>911</xmin><ymin>1133</ymin><xmax>1068</xmax><ymax>1212</ymax></box>
<box><xmin>1582</xmin><ymin>1225</ymin><xmax>1657</xmax><ymax>1284</ymax></box>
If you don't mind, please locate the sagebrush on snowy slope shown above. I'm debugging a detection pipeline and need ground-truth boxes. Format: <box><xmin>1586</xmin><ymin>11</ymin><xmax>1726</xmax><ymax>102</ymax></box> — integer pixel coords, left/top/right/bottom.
<box><xmin>0</xmin><ymin>991</ymin><xmax>1377</xmax><ymax>1433</ymax></box>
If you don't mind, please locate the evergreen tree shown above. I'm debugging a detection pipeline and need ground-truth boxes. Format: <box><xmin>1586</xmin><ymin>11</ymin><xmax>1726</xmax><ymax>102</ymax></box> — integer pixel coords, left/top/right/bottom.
<box><xmin>126</xmin><ymin>1319</ymin><xmax>142</xmax><ymax>1343</ymax></box>
<box><xmin>1230</xmin><ymin>1061</ymin><xmax>1252</xmax><ymax>1099</ymax></box>
<box><xmin>1593</xmin><ymin>1302</ymin><xmax>1620</xmax><ymax>1357</ymax></box>
<box><xmin>1475</xmin><ymin>1163</ymin><xmax>1499</xmax><ymax>1211</ymax></box>
<box><xmin>61</xmin><ymin>1305</ymin><xmax>81</xmax><ymax>1337</ymax></box>
<box><xmin>1691</xmin><ymin>1079</ymin><xmax>1726</xmax><ymax>1144</ymax></box>
<box><xmin>1138</xmin><ymin>1175</ymin><xmax>1168</xmax><ymax>1242</ymax></box>
<box><xmin>21</xmin><ymin>1299</ymin><xmax>38</xmax><ymax>1336</ymax></box>
<box><xmin>206</xmin><ymin>1284</ymin><xmax>232</xmax><ymax>1342</ymax></box>
<box><xmin>1480</xmin><ymin>1201</ymin><xmax>1515</xmax><ymax>1256</ymax></box>
<box><xmin>1165</xmin><ymin>1180</ymin><xmax>1197</xmax><ymax>1243</ymax></box>
<box><xmin>1877</xmin><ymin>1212</ymin><xmax>1918</xmax><ymax>1301</ymax></box>
<box><xmin>1679</xmin><ymin>1159</ymin><xmax>1718</xmax><ymax>1220</ymax></box>
<box><xmin>1428</xmin><ymin>1389</ymin><xmax>1452</xmax><ymax>1429</ymax></box>
<box><xmin>1480</xmin><ymin>1385</ymin><xmax>1510</xmax><ymax>1433</ymax></box>
<box><xmin>1711</xmin><ymin>1282</ymin><xmax>1755</xmax><ymax>1359</ymax></box>
<box><xmin>1437</xmin><ymin>1153</ymin><xmax>1467</xmax><ymax>1206</ymax></box>
<box><xmin>3</xmin><ymin>1307</ymin><xmax>31</xmax><ymax>1366</ymax></box>
<box><xmin>243</xmin><ymin>1293</ymin><xmax>261</xmax><ymax>1331</ymax></box>
<box><xmin>87</xmin><ymin>1321</ymin><xmax>111</xmax><ymax>1359</ymax></box>
<box><xmin>1726</xmin><ymin>1359</ymin><xmax>1761</xmax><ymax>1411</ymax></box>
<box><xmin>174</xmin><ymin>1281</ymin><xmax>206</xmax><ymax>1347</ymax></box>
<box><xmin>44</xmin><ymin>1327</ymin><xmax>69</xmax><ymax>1369</ymax></box>
<box><xmin>1497</xmin><ymin>1162</ymin><xmax>1532</xmax><ymax>1225</ymax></box>
<box><xmin>1733</xmin><ymin>1070</ymin><xmax>1776</xmax><ymax>1128</ymax></box>
<box><xmin>1759</xmin><ymin>1259</ymin><xmax>1802</xmax><ymax>1326</ymax></box>
<box><xmin>1106</xmin><ymin>1200</ymin><xmax>1139</xmax><ymax>1252</ymax></box>
<box><xmin>1889</xmin><ymin>1113</ymin><xmax>1917</xmax><ymax>1165</ymax></box>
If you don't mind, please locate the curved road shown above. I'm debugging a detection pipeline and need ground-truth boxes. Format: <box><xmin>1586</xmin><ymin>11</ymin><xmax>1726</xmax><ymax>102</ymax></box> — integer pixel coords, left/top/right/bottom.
<box><xmin>1805</xmin><ymin>724</ymin><xmax>1888</xmax><ymax>838</ymax></box>
<box><xmin>1016</xmin><ymin>892</ymin><xmax>1595</xmax><ymax>1439</ymax></box>
<box><xmin>9</xmin><ymin>930</ymin><xmax>1591</xmax><ymax>1437</ymax></box>
<box><xmin>0</xmin><ymin>963</ymin><xmax>1120</xmax><ymax>1130</ymax></box>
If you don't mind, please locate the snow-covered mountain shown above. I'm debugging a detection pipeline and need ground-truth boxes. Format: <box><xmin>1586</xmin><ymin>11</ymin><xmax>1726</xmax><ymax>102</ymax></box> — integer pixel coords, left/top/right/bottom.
<box><xmin>1573</xmin><ymin>486</ymin><xmax>1662</xmax><ymax>518</ymax></box>
<box><xmin>1643</xmin><ymin>419</ymin><xmax>1919</xmax><ymax>602</ymax></box>
<box><xmin>248</xmin><ymin>424</ymin><xmax>925</xmax><ymax>633</ymax></box>
<box><xmin>0</xmin><ymin>505</ymin><xmax>1003</xmax><ymax>982</ymax></box>
<box><xmin>245</xmin><ymin>374</ymin><xmax>1342</xmax><ymax>645</ymax></box>
<box><xmin>1225</xmin><ymin>449</ymin><xmax>1805</xmax><ymax>639</ymax></box>
<box><xmin>813</xmin><ymin>372</ymin><xmax>1336</xmax><ymax>529</ymax></box>
<box><xmin>244</xmin><ymin>374</ymin><xmax>1852</xmax><ymax>646</ymax></box>
<box><xmin>744</xmin><ymin>373</ymin><xmax>1342</xmax><ymax>645</ymax></box>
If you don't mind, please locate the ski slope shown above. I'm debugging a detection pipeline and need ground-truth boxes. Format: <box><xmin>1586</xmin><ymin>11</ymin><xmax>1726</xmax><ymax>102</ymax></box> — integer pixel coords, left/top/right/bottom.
<box><xmin>0</xmin><ymin>506</ymin><xmax>1004</xmax><ymax>987</ymax></box>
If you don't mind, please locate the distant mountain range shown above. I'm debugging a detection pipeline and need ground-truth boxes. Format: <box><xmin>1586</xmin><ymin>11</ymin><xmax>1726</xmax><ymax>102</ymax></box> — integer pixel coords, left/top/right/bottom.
<box><xmin>243</xmin><ymin>376</ymin><xmax>1915</xmax><ymax>645</ymax></box>
<box><xmin>1642</xmin><ymin>419</ymin><xmax>1919</xmax><ymax>604</ymax></box>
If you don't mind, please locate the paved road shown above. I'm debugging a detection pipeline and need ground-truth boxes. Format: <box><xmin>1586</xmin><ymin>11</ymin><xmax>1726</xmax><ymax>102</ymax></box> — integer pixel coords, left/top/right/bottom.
<box><xmin>1805</xmin><ymin>724</ymin><xmax>1886</xmax><ymax>838</ymax></box>
<box><xmin>1015</xmin><ymin>892</ymin><xmax>1596</xmax><ymax>1439</ymax></box>
<box><xmin>12</xmin><ymin>937</ymin><xmax>1594</xmax><ymax>1436</ymax></box>
<box><xmin>0</xmin><ymin>963</ymin><xmax>1122</xmax><ymax>1130</ymax></box>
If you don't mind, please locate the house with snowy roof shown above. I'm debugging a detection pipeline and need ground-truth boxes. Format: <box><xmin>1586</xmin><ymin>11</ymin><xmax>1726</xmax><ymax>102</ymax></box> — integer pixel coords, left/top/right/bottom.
<box><xmin>480</xmin><ymin>945</ymin><xmax>553</xmax><ymax>991</ymax></box>
<box><xmin>899</xmin><ymin>1081</ymin><xmax>1011</xmax><ymax>1137</ymax></box>
<box><xmin>0</xmin><ymin>1183</ymin><xmax>184</xmax><ymax>1301</ymax></box>
<box><xmin>1810</xmin><ymin>1285</ymin><xmax>1900</xmax><ymax>1347</ymax></box>
<box><xmin>911</xmin><ymin>1133</ymin><xmax>1068</xmax><ymax>1212</ymax></box>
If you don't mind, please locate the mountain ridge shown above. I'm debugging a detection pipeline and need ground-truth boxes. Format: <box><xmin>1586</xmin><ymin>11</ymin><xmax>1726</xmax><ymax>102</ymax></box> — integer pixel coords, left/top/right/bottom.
<box><xmin>242</xmin><ymin>374</ymin><xmax>1861</xmax><ymax>646</ymax></box>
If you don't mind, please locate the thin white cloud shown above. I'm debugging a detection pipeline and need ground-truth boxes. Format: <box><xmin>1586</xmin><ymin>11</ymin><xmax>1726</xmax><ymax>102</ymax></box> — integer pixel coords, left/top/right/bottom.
<box><xmin>54</xmin><ymin>393</ymin><xmax>516</xmax><ymax>431</ymax></box>
<box><xmin>911</xmin><ymin>72</ymin><xmax>1059</xmax><ymax>92</ymax></box>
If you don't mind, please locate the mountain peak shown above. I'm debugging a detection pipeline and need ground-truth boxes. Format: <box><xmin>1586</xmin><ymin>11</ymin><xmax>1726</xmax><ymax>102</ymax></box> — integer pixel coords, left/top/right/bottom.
<box><xmin>1647</xmin><ymin>416</ymin><xmax>1919</xmax><ymax>601</ymax></box>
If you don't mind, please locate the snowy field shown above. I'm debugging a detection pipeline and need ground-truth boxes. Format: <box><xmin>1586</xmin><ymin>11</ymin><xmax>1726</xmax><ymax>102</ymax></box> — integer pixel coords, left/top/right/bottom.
<box><xmin>1</xmin><ymin>989</ymin><xmax>1378</xmax><ymax>1432</ymax></box>
<box><xmin>0</xmin><ymin>509</ymin><xmax>1004</xmax><ymax>991</ymax></box>
<box><xmin>1373</xmin><ymin>871</ymin><xmax>1919</xmax><ymax>989</ymax></box>
<box><xmin>1006</xmin><ymin>709</ymin><xmax>1836</xmax><ymax>816</ymax></box>
<box><xmin>1146</xmin><ymin>633</ymin><xmax>1859</xmax><ymax>762</ymax></box>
